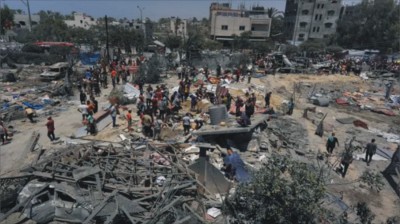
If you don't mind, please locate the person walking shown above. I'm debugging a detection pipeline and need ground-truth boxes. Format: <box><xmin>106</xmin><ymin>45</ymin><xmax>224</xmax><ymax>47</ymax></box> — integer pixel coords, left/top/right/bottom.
<box><xmin>365</xmin><ymin>139</ymin><xmax>377</xmax><ymax>166</ymax></box>
<box><xmin>25</xmin><ymin>107</ymin><xmax>36</xmax><ymax>123</ymax></box>
<box><xmin>326</xmin><ymin>133</ymin><xmax>340</xmax><ymax>154</ymax></box>
<box><xmin>341</xmin><ymin>149</ymin><xmax>353</xmax><ymax>178</ymax></box>
<box><xmin>46</xmin><ymin>117</ymin><xmax>56</xmax><ymax>141</ymax></box>
<box><xmin>153</xmin><ymin>118</ymin><xmax>164</xmax><ymax>140</ymax></box>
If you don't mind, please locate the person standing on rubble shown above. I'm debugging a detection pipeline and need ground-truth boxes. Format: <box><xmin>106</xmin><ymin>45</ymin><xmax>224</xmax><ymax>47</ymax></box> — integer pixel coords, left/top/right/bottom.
<box><xmin>182</xmin><ymin>113</ymin><xmax>191</xmax><ymax>135</ymax></box>
<box><xmin>111</xmin><ymin>69</ymin><xmax>117</xmax><ymax>88</ymax></box>
<box><xmin>46</xmin><ymin>117</ymin><xmax>56</xmax><ymax>141</ymax></box>
<box><xmin>365</xmin><ymin>139</ymin><xmax>377</xmax><ymax>166</ymax></box>
<box><xmin>216</xmin><ymin>64</ymin><xmax>221</xmax><ymax>77</ymax></box>
<box><xmin>287</xmin><ymin>98</ymin><xmax>295</xmax><ymax>116</ymax></box>
<box><xmin>235</xmin><ymin>97</ymin><xmax>244</xmax><ymax>117</ymax></box>
<box><xmin>245</xmin><ymin>98</ymin><xmax>255</xmax><ymax>118</ymax></box>
<box><xmin>326</xmin><ymin>133</ymin><xmax>340</xmax><ymax>154</ymax></box>
<box><xmin>109</xmin><ymin>104</ymin><xmax>118</xmax><ymax>128</ymax></box>
<box><xmin>226</xmin><ymin>92</ymin><xmax>232</xmax><ymax>111</ymax></box>
<box><xmin>142</xmin><ymin>113</ymin><xmax>153</xmax><ymax>137</ymax></box>
<box><xmin>177</xmin><ymin>64</ymin><xmax>183</xmax><ymax>80</ymax></box>
<box><xmin>86</xmin><ymin>111</ymin><xmax>96</xmax><ymax>135</ymax></box>
<box><xmin>153</xmin><ymin>118</ymin><xmax>165</xmax><ymax>140</ymax></box>
<box><xmin>91</xmin><ymin>96</ymin><xmax>98</xmax><ymax>114</ymax></box>
<box><xmin>264</xmin><ymin>92</ymin><xmax>272</xmax><ymax>108</ymax></box>
<box><xmin>159</xmin><ymin>95</ymin><xmax>168</xmax><ymax>121</ymax></box>
<box><xmin>0</xmin><ymin>122</ymin><xmax>9</xmax><ymax>145</ymax></box>
<box><xmin>126</xmin><ymin>110</ymin><xmax>133</xmax><ymax>132</ymax></box>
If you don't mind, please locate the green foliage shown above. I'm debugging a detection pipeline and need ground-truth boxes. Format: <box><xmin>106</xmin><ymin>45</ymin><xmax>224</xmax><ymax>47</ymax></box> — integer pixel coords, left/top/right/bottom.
<box><xmin>49</xmin><ymin>46</ymin><xmax>71</xmax><ymax>56</ymax></box>
<box><xmin>250</xmin><ymin>41</ymin><xmax>274</xmax><ymax>54</ymax></box>
<box><xmin>299</xmin><ymin>40</ymin><xmax>326</xmax><ymax>53</ymax></box>
<box><xmin>224</xmin><ymin>155</ymin><xmax>327</xmax><ymax>224</ymax></box>
<box><xmin>359</xmin><ymin>170</ymin><xmax>385</xmax><ymax>192</ymax></box>
<box><xmin>335</xmin><ymin>0</ymin><xmax>400</xmax><ymax>53</ymax></box>
<box><xmin>137</xmin><ymin>54</ymin><xmax>161</xmax><ymax>83</ymax></box>
<box><xmin>105</xmin><ymin>26</ymin><xmax>144</xmax><ymax>53</ymax></box>
<box><xmin>356</xmin><ymin>202</ymin><xmax>375</xmax><ymax>224</ymax></box>
<box><xmin>22</xmin><ymin>44</ymin><xmax>44</xmax><ymax>53</ymax></box>
<box><xmin>0</xmin><ymin>5</ymin><xmax>14</xmax><ymax>35</ymax></box>
<box><xmin>32</xmin><ymin>11</ymin><xmax>69</xmax><ymax>41</ymax></box>
<box><xmin>8</xmin><ymin>52</ymin><xmax>63</xmax><ymax>65</ymax></box>
<box><xmin>284</xmin><ymin>44</ymin><xmax>299</xmax><ymax>56</ymax></box>
<box><xmin>326</xmin><ymin>45</ymin><xmax>344</xmax><ymax>54</ymax></box>
<box><xmin>165</xmin><ymin>35</ymin><xmax>182</xmax><ymax>50</ymax></box>
<box><xmin>204</xmin><ymin>39</ymin><xmax>223</xmax><ymax>51</ymax></box>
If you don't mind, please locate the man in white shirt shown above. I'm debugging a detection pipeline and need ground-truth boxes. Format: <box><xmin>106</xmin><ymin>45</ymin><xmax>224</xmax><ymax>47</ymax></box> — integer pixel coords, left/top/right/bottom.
<box><xmin>78</xmin><ymin>104</ymin><xmax>88</xmax><ymax>121</ymax></box>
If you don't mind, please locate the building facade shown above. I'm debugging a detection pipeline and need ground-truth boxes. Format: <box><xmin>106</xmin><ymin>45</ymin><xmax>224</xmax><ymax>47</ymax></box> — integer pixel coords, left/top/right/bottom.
<box><xmin>284</xmin><ymin>0</ymin><xmax>343</xmax><ymax>44</ymax></box>
<box><xmin>169</xmin><ymin>18</ymin><xmax>188</xmax><ymax>38</ymax></box>
<box><xmin>209</xmin><ymin>3</ymin><xmax>272</xmax><ymax>41</ymax></box>
<box><xmin>13</xmin><ymin>13</ymin><xmax>40</xmax><ymax>29</ymax></box>
<box><xmin>64</xmin><ymin>12</ymin><xmax>97</xmax><ymax>29</ymax></box>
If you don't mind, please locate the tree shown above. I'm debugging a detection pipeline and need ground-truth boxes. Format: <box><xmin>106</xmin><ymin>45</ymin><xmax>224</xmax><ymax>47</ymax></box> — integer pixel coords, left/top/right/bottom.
<box><xmin>335</xmin><ymin>0</ymin><xmax>400</xmax><ymax>53</ymax></box>
<box><xmin>137</xmin><ymin>54</ymin><xmax>161</xmax><ymax>83</ymax></box>
<box><xmin>238</xmin><ymin>31</ymin><xmax>252</xmax><ymax>49</ymax></box>
<box><xmin>266</xmin><ymin>7</ymin><xmax>278</xmax><ymax>18</ymax></box>
<box><xmin>201</xmin><ymin>17</ymin><xmax>209</xmax><ymax>27</ymax></box>
<box><xmin>32</xmin><ymin>11</ymin><xmax>69</xmax><ymax>41</ymax></box>
<box><xmin>165</xmin><ymin>35</ymin><xmax>182</xmax><ymax>50</ymax></box>
<box><xmin>299</xmin><ymin>40</ymin><xmax>326</xmax><ymax>54</ymax></box>
<box><xmin>224</xmin><ymin>155</ymin><xmax>327</xmax><ymax>224</ymax></box>
<box><xmin>270</xmin><ymin>15</ymin><xmax>285</xmax><ymax>43</ymax></box>
<box><xmin>0</xmin><ymin>5</ymin><xmax>14</xmax><ymax>34</ymax></box>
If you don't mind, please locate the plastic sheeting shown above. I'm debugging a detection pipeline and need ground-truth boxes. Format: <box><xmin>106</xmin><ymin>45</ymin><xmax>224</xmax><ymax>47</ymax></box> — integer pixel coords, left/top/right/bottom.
<box><xmin>79</xmin><ymin>53</ymin><xmax>101</xmax><ymax>65</ymax></box>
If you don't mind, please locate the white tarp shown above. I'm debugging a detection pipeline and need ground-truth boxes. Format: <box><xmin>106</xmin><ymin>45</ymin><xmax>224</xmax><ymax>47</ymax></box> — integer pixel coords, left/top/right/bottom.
<box><xmin>123</xmin><ymin>83</ymin><xmax>140</xmax><ymax>100</ymax></box>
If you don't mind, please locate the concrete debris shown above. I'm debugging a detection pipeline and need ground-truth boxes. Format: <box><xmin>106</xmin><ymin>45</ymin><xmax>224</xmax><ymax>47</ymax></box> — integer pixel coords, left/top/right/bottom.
<box><xmin>0</xmin><ymin>140</ymin><xmax>231</xmax><ymax>224</ymax></box>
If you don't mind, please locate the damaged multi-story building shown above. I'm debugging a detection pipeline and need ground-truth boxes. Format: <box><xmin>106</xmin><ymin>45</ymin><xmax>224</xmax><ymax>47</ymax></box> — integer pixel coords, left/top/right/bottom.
<box><xmin>209</xmin><ymin>3</ymin><xmax>272</xmax><ymax>42</ymax></box>
<box><xmin>283</xmin><ymin>0</ymin><xmax>344</xmax><ymax>44</ymax></box>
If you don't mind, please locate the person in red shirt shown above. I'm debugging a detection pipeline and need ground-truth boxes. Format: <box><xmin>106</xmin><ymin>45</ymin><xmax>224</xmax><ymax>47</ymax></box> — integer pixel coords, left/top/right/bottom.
<box><xmin>87</xmin><ymin>100</ymin><xmax>94</xmax><ymax>114</ymax></box>
<box><xmin>46</xmin><ymin>117</ymin><xmax>55</xmax><ymax>141</ymax></box>
<box><xmin>151</xmin><ymin>96</ymin><xmax>159</xmax><ymax>116</ymax></box>
<box><xmin>126</xmin><ymin>110</ymin><xmax>133</xmax><ymax>131</ymax></box>
<box><xmin>111</xmin><ymin>69</ymin><xmax>117</xmax><ymax>88</ymax></box>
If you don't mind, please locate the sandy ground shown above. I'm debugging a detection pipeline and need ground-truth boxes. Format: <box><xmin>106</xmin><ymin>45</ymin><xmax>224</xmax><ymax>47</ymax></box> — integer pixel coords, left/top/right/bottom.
<box><xmin>1</xmin><ymin>73</ymin><xmax>399</xmax><ymax>222</ymax></box>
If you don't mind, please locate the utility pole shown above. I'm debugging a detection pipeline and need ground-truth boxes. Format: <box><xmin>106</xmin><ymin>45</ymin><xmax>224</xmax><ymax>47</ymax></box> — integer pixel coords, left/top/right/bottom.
<box><xmin>20</xmin><ymin>0</ymin><xmax>32</xmax><ymax>32</ymax></box>
<box><xmin>137</xmin><ymin>6</ymin><xmax>144</xmax><ymax>23</ymax></box>
<box><xmin>105</xmin><ymin>15</ymin><xmax>110</xmax><ymax>63</ymax></box>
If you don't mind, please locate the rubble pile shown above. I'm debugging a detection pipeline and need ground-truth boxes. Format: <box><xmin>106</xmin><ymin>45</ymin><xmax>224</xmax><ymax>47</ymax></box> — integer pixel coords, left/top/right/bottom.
<box><xmin>0</xmin><ymin>139</ymin><xmax>227</xmax><ymax>223</ymax></box>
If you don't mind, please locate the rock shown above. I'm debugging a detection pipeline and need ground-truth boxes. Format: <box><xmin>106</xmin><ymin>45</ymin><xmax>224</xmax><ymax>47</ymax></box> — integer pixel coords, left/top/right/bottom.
<box><xmin>247</xmin><ymin>139</ymin><xmax>259</xmax><ymax>152</ymax></box>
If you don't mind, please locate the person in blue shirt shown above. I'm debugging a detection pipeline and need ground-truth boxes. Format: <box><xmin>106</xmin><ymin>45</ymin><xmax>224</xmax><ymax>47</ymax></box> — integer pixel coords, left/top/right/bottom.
<box><xmin>222</xmin><ymin>148</ymin><xmax>250</xmax><ymax>183</ymax></box>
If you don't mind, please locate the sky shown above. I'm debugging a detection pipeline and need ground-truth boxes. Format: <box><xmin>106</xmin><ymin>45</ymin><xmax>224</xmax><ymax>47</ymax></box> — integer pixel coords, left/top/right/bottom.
<box><xmin>1</xmin><ymin>0</ymin><xmax>361</xmax><ymax>20</ymax></box>
<box><xmin>1</xmin><ymin>0</ymin><xmax>285</xmax><ymax>20</ymax></box>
